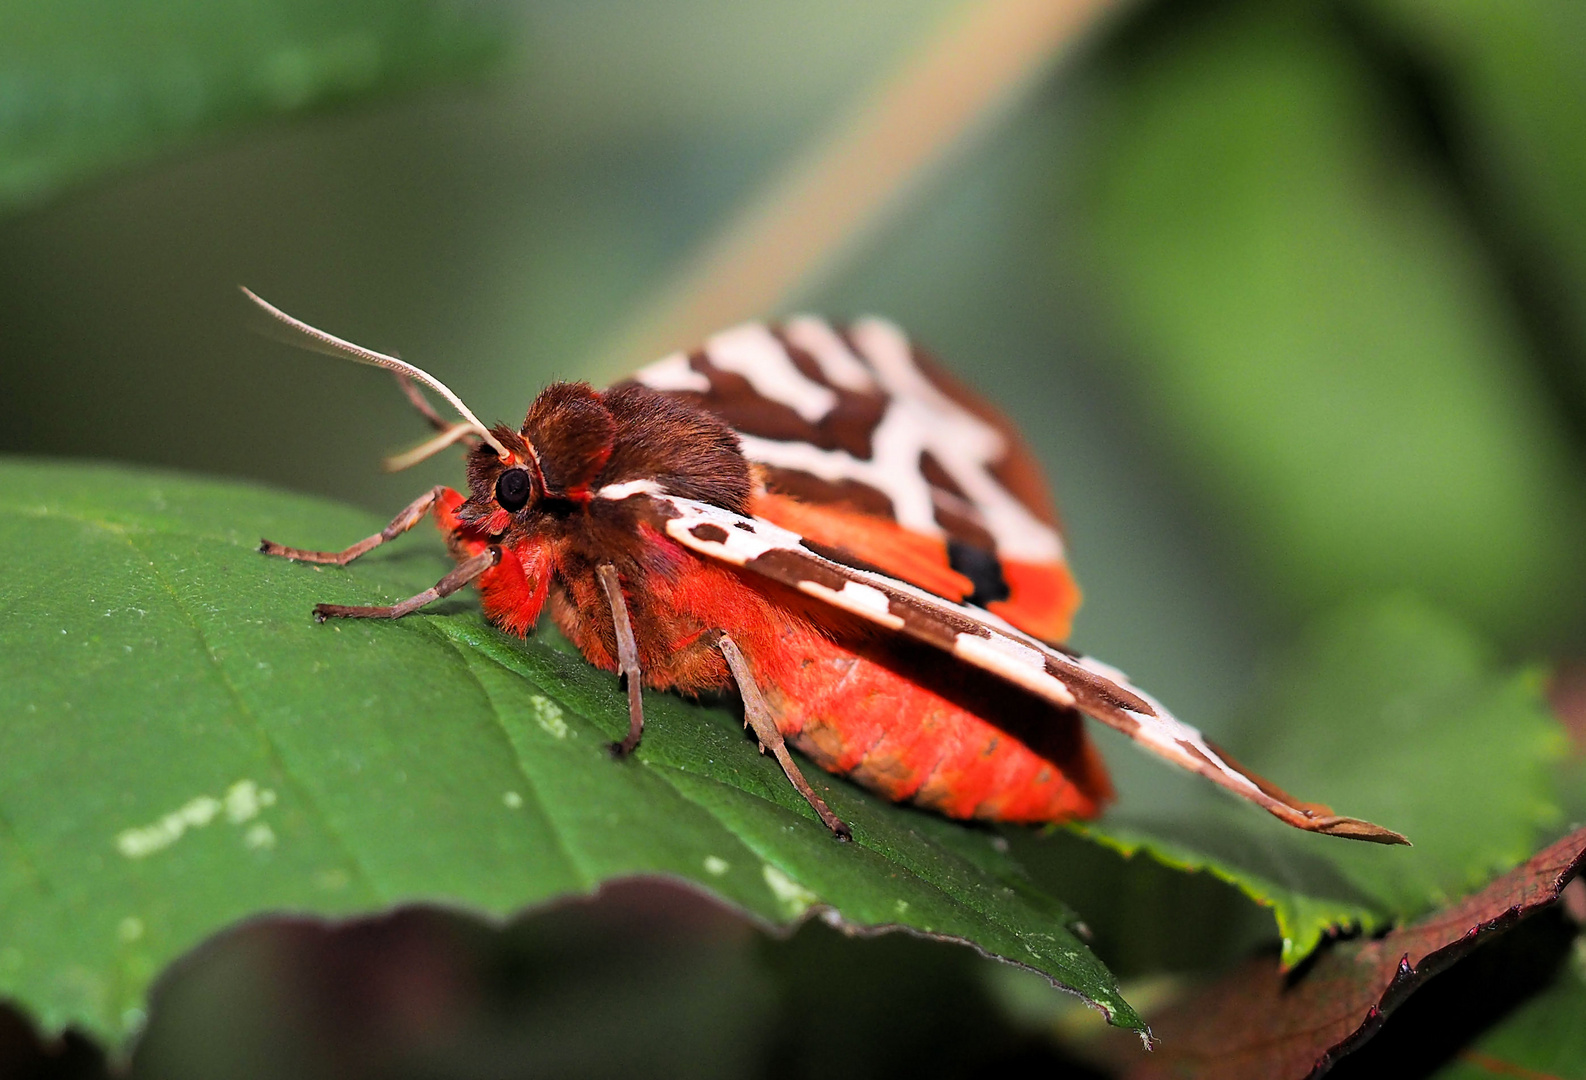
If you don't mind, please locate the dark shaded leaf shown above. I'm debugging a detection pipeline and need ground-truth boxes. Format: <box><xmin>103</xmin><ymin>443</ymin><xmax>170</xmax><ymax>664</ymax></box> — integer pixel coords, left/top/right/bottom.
<box><xmin>1076</xmin><ymin>2</ymin><xmax>1586</xmax><ymax>641</ymax></box>
<box><xmin>1357</xmin><ymin>0</ymin><xmax>1586</xmax><ymax>413</ymax></box>
<box><xmin>1429</xmin><ymin>948</ymin><xmax>1586</xmax><ymax>1080</ymax></box>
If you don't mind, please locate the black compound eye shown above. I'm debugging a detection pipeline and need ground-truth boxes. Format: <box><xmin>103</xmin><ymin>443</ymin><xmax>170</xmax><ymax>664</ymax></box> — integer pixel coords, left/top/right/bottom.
<box><xmin>494</xmin><ymin>468</ymin><xmax>533</xmax><ymax>512</ymax></box>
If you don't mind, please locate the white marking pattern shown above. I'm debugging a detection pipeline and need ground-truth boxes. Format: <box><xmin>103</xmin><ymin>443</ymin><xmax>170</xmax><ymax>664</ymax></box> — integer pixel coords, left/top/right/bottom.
<box><xmin>784</xmin><ymin>314</ymin><xmax>876</xmax><ymax>392</ymax></box>
<box><xmin>634</xmin><ymin>351</ymin><xmax>711</xmax><ymax>393</ymax></box>
<box><xmin>953</xmin><ymin>633</ymin><xmax>1076</xmax><ymax>708</ymax></box>
<box><xmin>598</xmin><ymin>479</ymin><xmax>668</xmax><ymax>501</ymax></box>
<box><xmin>660</xmin><ymin>316</ymin><xmax>1063</xmax><ymax>562</ymax></box>
<box><xmin>798</xmin><ymin>579</ymin><xmax>905</xmax><ymax>629</ymax></box>
<box><xmin>705</xmin><ymin>323</ymin><xmax>838</xmax><ymax>424</ymax></box>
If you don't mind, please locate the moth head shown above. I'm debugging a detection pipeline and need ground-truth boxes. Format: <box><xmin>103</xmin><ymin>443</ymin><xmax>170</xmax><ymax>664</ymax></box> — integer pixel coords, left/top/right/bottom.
<box><xmin>463</xmin><ymin>425</ymin><xmax>546</xmax><ymax>531</ymax></box>
<box><xmin>516</xmin><ymin>382</ymin><xmax>616</xmax><ymax>502</ymax></box>
<box><xmin>460</xmin><ymin>383</ymin><xmax>614</xmax><ymax>527</ymax></box>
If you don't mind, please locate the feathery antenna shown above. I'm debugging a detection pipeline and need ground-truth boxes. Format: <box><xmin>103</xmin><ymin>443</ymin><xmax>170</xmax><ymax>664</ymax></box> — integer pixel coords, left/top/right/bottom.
<box><xmin>240</xmin><ymin>287</ymin><xmax>509</xmax><ymax>459</ymax></box>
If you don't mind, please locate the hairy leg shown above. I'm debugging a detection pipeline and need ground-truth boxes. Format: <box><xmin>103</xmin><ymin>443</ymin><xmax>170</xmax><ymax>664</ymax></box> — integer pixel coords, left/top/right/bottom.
<box><xmin>719</xmin><ymin>633</ymin><xmax>851</xmax><ymax>841</ymax></box>
<box><xmin>597</xmin><ymin>564</ymin><xmax>646</xmax><ymax>757</ymax></box>
<box><xmin>260</xmin><ymin>486</ymin><xmax>451</xmax><ymax>566</ymax></box>
<box><xmin>313</xmin><ymin>548</ymin><xmax>500</xmax><ymax>622</ymax></box>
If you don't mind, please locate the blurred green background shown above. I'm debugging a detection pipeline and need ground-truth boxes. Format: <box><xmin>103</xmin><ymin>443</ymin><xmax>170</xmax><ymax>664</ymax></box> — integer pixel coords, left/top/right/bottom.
<box><xmin>3</xmin><ymin>0</ymin><xmax>1584</xmax><ymax>1075</ymax></box>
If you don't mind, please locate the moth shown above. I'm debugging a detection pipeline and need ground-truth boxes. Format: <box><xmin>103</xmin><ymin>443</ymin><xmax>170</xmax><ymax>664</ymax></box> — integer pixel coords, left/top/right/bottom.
<box><xmin>244</xmin><ymin>289</ymin><xmax>1406</xmax><ymax>846</ymax></box>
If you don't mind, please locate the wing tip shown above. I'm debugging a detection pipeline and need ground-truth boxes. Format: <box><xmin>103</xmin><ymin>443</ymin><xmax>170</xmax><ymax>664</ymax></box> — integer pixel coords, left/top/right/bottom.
<box><xmin>1312</xmin><ymin>816</ymin><xmax>1412</xmax><ymax>846</ymax></box>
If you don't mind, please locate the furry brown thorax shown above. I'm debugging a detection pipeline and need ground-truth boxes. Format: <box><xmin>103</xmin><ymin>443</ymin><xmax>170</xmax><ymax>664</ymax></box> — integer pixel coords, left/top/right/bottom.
<box><xmin>456</xmin><ymin>381</ymin><xmax>752</xmax><ymax>539</ymax></box>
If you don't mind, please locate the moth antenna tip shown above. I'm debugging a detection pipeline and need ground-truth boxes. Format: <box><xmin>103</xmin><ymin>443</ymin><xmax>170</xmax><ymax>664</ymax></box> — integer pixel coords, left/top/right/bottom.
<box><xmin>239</xmin><ymin>289</ymin><xmax>510</xmax><ymax>459</ymax></box>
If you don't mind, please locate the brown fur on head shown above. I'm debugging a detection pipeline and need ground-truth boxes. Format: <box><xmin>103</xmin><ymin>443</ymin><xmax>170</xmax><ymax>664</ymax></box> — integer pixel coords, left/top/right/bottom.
<box><xmin>522</xmin><ymin>382</ymin><xmax>616</xmax><ymax>500</ymax></box>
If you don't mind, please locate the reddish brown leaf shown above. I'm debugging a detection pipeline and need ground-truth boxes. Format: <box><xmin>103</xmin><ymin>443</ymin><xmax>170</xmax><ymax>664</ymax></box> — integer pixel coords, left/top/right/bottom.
<box><xmin>1118</xmin><ymin>825</ymin><xmax>1586</xmax><ymax>1080</ymax></box>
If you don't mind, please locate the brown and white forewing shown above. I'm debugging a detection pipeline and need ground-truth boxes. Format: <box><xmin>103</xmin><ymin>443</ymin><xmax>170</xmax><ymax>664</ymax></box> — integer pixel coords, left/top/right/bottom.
<box><xmin>613</xmin><ymin>489</ymin><xmax>1408</xmax><ymax>846</ymax></box>
<box><xmin>628</xmin><ymin>316</ymin><xmax>1081</xmax><ymax>640</ymax></box>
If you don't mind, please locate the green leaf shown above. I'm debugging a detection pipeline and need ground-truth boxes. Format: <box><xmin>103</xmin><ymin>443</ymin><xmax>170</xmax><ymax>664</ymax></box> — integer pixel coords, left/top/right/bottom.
<box><xmin>0</xmin><ymin>458</ymin><xmax>1140</xmax><ymax>1045</ymax></box>
<box><xmin>1361</xmin><ymin>0</ymin><xmax>1586</xmax><ymax>375</ymax></box>
<box><xmin>1075</xmin><ymin>3</ymin><xmax>1586</xmax><ymax>642</ymax></box>
<box><xmin>0</xmin><ymin>0</ymin><xmax>505</xmax><ymax>215</ymax></box>
<box><xmin>1073</xmin><ymin>597</ymin><xmax>1566</xmax><ymax>966</ymax></box>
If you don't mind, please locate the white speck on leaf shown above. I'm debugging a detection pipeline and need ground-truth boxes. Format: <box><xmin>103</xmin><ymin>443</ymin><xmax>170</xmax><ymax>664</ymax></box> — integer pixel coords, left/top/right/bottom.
<box><xmin>117</xmin><ymin>917</ymin><xmax>144</xmax><ymax>943</ymax></box>
<box><xmin>115</xmin><ymin>795</ymin><xmax>222</xmax><ymax>858</ymax></box>
<box><xmin>703</xmin><ymin>856</ymin><xmax>729</xmax><ymax>876</ymax></box>
<box><xmin>528</xmin><ymin>694</ymin><xmax>568</xmax><ymax>739</ymax></box>
<box><xmin>223</xmin><ymin>780</ymin><xmax>275</xmax><ymax>824</ymax></box>
<box><xmin>503</xmin><ymin>791</ymin><xmax>524</xmax><ymax>809</ymax></box>
<box><xmin>762</xmin><ymin>865</ymin><xmax>818</xmax><ymax>917</ymax></box>
<box><xmin>316</xmin><ymin>868</ymin><xmax>351</xmax><ymax>891</ymax></box>
<box><xmin>116</xmin><ymin>779</ymin><xmax>277</xmax><ymax>858</ymax></box>
<box><xmin>244</xmin><ymin>823</ymin><xmax>276</xmax><ymax>850</ymax></box>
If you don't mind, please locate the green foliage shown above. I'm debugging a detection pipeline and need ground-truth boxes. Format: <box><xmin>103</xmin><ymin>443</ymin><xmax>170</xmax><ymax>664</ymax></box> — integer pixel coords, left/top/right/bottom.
<box><xmin>1364</xmin><ymin>0</ymin><xmax>1586</xmax><ymax>357</ymax></box>
<box><xmin>1074</xmin><ymin>599</ymin><xmax>1565</xmax><ymax>965</ymax></box>
<box><xmin>0</xmin><ymin>455</ymin><xmax>1564</xmax><ymax>1052</ymax></box>
<box><xmin>1077</xmin><ymin>2</ymin><xmax>1586</xmax><ymax>643</ymax></box>
<box><xmin>0</xmin><ymin>0</ymin><xmax>504</xmax><ymax>214</ymax></box>
<box><xmin>0</xmin><ymin>459</ymin><xmax>1139</xmax><ymax>1045</ymax></box>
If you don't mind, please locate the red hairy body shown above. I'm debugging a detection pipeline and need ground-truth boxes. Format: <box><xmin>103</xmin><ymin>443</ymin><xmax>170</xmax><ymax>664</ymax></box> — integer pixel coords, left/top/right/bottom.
<box><xmin>767</xmin><ymin>630</ymin><xmax>1111</xmax><ymax>822</ymax></box>
<box><xmin>437</xmin><ymin>486</ymin><xmax>1109</xmax><ymax>824</ymax></box>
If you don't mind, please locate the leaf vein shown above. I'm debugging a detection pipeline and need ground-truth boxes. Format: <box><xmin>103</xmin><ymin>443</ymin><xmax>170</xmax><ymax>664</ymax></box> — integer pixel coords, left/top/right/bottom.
<box><xmin>431</xmin><ymin>629</ymin><xmax>594</xmax><ymax>891</ymax></box>
<box><xmin>118</xmin><ymin>529</ymin><xmax>383</xmax><ymax>901</ymax></box>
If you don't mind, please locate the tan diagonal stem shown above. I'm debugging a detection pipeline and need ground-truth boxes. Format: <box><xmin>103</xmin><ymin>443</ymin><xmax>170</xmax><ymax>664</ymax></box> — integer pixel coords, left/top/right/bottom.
<box><xmin>593</xmin><ymin>0</ymin><xmax>1124</xmax><ymax>377</ymax></box>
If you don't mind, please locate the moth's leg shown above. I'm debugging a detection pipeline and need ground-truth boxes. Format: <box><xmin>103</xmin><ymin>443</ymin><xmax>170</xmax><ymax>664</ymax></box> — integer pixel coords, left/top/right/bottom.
<box><xmin>718</xmin><ymin>633</ymin><xmax>852</xmax><ymax>842</ymax></box>
<box><xmin>313</xmin><ymin>547</ymin><xmax>500</xmax><ymax>622</ymax></box>
<box><xmin>261</xmin><ymin>486</ymin><xmax>450</xmax><ymax>566</ymax></box>
<box><xmin>393</xmin><ymin>372</ymin><xmax>454</xmax><ymax>432</ymax></box>
<box><xmin>383</xmin><ymin>376</ymin><xmax>482</xmax><ymax>470</ymax></box>
<box><xmin>597</xmin><ymin>564</ymin><xmax>646</xmax><ymax>757</ymax></box>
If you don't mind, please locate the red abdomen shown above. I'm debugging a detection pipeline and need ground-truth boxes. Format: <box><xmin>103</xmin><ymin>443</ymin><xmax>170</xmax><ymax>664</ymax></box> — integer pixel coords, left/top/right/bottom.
<box><xmin>756</xmin><ymin>626</ymin><xmax>1112</xmax><ymax>823</ymax></box>
<box><xmin>659</xmin><ymin>560</ymin><xmax>1113</xmax><ymax>825</ymax></box>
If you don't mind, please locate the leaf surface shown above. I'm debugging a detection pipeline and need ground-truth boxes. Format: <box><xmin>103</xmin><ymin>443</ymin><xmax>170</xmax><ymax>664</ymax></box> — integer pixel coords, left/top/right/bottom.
<box><xmin>1071</xmin><ymin>599</ymin><xmax>1565</xmax><ymax>967</ymax></box>
<box><xmin>0</xmin><ymin>459</ymin><xmax>1139</xmax><ymax>1044</ymax></box>
<box><xmin>0</xmin><ymin>0</ymin><xmax>504</xmax><ymax>214</ymax></box>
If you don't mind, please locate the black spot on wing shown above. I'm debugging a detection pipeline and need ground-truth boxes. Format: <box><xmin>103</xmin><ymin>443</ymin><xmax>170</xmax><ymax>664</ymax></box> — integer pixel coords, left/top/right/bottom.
<box><xmin>946</xmin><ymin>539</ymin><xmax>1010</xmax><ymax>606</ymax></box>
<box><xmin>691</xmin><ymin>523</ymin><xmax>729</xmax><ymax>543</ymax></box>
